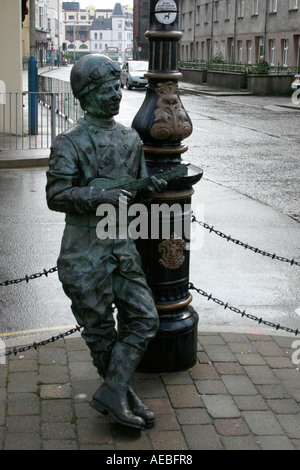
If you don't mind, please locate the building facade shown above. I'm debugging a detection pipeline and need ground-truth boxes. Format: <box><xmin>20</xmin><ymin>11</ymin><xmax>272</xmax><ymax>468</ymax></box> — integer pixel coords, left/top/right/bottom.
<box><xmin>179</xmin><ymin>0</ymin><xmax>300</xmax><ymax>67</ymax></box>
<box><xmin>34</xmin><ymin>1</ymin><xmax>51</xmax><ymax>65</ymax></box>
<box><xmin>62</xmin><ymin>2</ymin><xmax>93</xmax><ymax>56</ymax></box>
<box><xmin>62</xmin><ymin>2</ymin><xmax>133</xmax><ymax>60</ymax></box>
<box><xmin>133</xmin><ymin>0</ymin><xmax>150</xmax><ymax>60</ymax></box>
<box><xmin>90</xmin><ymin>3</ymin><xmax>133</xmax><ymax>61</ymax></box>
<box><xmin>22</xmin><ymin>0</ymin><xmax>64</xmax><ymax>66</ymax></box>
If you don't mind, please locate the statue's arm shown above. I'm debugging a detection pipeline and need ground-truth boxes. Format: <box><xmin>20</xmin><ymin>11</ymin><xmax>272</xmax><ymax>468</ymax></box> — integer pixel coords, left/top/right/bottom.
<box><xmin>135</xmin><ymin>145</ymin><xmax>167</xmax><ymax>202</ymax></box>
<box><xmin>46</xmin><ymin>135</ymin><xmax>105</xmax><ymax>214</ymax></box>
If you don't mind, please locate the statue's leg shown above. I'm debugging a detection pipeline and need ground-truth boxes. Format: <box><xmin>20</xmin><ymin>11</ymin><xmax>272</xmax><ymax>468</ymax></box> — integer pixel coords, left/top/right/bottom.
<box><xmin>62</xmin><ymin>281</ymin><xmax>117</xmax><ymax>378</ymax></box>
<box><xmin>90</xmin><ymin>256</ymin><xmax>159</xmax><ymax>430</ymax></box>
<box><xmin>90</xmin><ymin>341</ymin><xmax>147</xmax><ymax>430</ymax></box>
<box><xmin>111</xmin><ymin>237</ymin><xmax>159</xmax><ymax>426</ymax></box>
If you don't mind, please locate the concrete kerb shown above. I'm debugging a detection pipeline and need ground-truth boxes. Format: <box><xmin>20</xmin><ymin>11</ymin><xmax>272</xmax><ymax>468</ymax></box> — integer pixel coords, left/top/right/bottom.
<box><xmin>0</xmin><ymin>149</ymin><xmax>49</xmax><ymax>169</ymax></box>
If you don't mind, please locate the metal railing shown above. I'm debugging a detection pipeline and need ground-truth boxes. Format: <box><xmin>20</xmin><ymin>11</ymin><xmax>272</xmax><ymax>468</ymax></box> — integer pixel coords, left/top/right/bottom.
<box><xmin>0</xmin><ymin>90</ymin><xmax>83</xmax><ymax>151</ymax></box>
<box><xmin>179</xmin><ymin>61</ymin><xmax>299</xmax><ymax>75</ymax></box>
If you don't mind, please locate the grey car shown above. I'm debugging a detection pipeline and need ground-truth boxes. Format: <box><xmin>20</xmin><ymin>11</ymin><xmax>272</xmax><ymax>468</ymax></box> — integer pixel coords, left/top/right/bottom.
<box><xmin>120</xmin><ymin>61</ymin><xmax>148</xmax><ymax>90</ymax></box>
<box><xmin>291</xmin><ymin>74</ymin><xmax>300</xmax><ymax>90</ymax></box>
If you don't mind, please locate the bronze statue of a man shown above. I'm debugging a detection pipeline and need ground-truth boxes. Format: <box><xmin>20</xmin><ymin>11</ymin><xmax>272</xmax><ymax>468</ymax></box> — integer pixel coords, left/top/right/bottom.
<box><xmin>46</xmin><ymin>54</ymin><xmax>166</xmax><ymax>430</ymax></box>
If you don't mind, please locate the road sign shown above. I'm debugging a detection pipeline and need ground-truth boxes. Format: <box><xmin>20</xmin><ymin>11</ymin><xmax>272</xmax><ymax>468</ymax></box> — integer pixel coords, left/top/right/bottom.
<box><xmin>155</xmin><ymin>0</ymin><xmax>177</xmax><ymax>25</ymax></box>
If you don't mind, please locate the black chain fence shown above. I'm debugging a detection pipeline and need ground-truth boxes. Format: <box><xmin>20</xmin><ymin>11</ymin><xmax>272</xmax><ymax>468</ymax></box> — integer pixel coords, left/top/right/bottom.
<box><xmin>0</xmin><ymin>266</ymin><xmax>58</xmax><ymax>287</ymax></box>
<box><xmin>1</xmin><ymin>326</ymin><xmax>82</xmax><ymax>358</ymax></box>
<box><xmin>0</xmin><ymin>216</ymin><xmax>299</xmax><ymax>358</ymax></box>
<box><xmin>189</xmin><ymin>283</ymin><xmax>299</xmax><ymax>336</ymax></box>
<box><xmin>192</xmin><ymin>216</ymin><xmax>300</xmax><ymax>267</ymax></box>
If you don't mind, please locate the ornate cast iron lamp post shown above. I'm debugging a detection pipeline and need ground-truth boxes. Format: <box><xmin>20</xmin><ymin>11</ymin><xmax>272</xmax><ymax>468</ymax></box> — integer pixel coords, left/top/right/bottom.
<box><xmin>132</xmin><ymin>0</ymin><xmax>203</xmax><ymax>372</ymax></box>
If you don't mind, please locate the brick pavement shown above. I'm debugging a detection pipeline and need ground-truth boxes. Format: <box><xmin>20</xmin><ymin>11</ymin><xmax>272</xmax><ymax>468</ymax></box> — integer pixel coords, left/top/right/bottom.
<box><xmin>0</xmin><ymin>330</ymin><xmax>299</xmax><ymax>451</ymax></box>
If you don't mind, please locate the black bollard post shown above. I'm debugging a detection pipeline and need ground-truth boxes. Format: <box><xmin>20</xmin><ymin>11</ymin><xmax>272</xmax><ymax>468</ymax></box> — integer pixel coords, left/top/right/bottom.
<box><xmin>132</xmin><ymin>0</ymin><xmax>203</xmax><ymax>372</ymax></box>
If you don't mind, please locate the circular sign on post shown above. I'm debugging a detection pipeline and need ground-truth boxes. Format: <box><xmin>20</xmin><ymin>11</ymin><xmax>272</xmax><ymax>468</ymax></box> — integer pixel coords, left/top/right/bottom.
<box><xmin>155</xmin><ymin>0</ymin><xmax>177</xmax><ymax>25</ymax></box>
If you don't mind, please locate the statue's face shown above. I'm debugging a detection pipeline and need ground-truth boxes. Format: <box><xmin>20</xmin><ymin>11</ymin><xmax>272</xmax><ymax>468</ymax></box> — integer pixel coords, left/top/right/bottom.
<box><xmin>86</xmin><ymin>79</ymin><xmax>122</xmax><ymax>118</ymax></box>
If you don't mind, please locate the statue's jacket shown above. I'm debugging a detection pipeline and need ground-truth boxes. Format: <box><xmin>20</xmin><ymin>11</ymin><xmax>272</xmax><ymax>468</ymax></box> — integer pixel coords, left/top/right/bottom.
<box><xmin>46</xmin><ymin>114</ymin><xmax>151</xmax><ymax>295</ymax></box>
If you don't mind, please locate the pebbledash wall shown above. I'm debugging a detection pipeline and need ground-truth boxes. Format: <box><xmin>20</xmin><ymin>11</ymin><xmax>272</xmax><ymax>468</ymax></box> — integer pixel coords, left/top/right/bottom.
<box><xmin>179</xmin><ymin>0</ymin><xmax>300</xmax><ymax>67</ymax></box>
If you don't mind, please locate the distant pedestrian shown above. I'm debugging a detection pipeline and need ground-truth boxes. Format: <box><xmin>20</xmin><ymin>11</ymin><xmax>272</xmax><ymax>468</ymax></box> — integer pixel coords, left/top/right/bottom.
<box><xmin>259</xmin><ymin>55</ymin><xmax>269</xmax><ymax>67</ymax></box>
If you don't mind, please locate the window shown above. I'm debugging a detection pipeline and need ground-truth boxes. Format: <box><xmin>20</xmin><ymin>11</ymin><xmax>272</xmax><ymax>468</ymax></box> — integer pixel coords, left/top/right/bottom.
<box><xmin>189</xmin><ymin>12</ymin><xmax>192</xmax><ymax>29</ymax></box>
<box><xmin>204</xmin><ymin>4</ymin><xmax>209</xmax><ymax>24</ymax></box>
<box><xmin>201</xmin><ymin>41</ymin><xmax>205</xmax><ymax>61</ymax></box>
<box><xmin>142</xmin><ymin>2</ymin><xmax>148</xmax><ymax>18</ymax></box>
<box><xmin>39</xmin><ymin>6</ymin><xmax>44</xmax><ymax>28</ymax></box>
<box><xmin>118</xmin><ymin>20</ymin><xmax>122</xmax><ymax>28</ymax></box>
<box><xmin>68</xmin><ymin>15</ymin><xmax>75</xmax><ymax>20</ymax></box>
<box><xmin>196</xmin><ymin>5</ymin><xmax>200</xmax><ymax>23</ymax></box>
<box><xmin>270</xmin><ymin>40</ymin><xmax>276</xmax><ymax>65</ymax></box>
<box><xmin>228</xmin><ymin>38</ymin><xmax>234</xmax><ymax>63</ymax></box>
<box><xmin>247</xmin><ymin>40</ymin><xmax>252</xmax><ymax>63</ymax></box>
<box><xmin>195</xmin><ymin>41</ymin><xmax>199</xmax><ymax>60</ymax></box>
<box><xmin>118</xmin><ymin>32</ymin><xmax>122</xmax><ymax>40</ymax></box>
<box><xmin>283</xmin><ymin>39</ymin><xmax>289</xmax><ymax>66</ymax></box>
<box><xmin>190</xmin><ymin>42</ymin><xmax>194</xmax><ymax>60</ymax></box>
<box><xmin>290</xmin><ymin>0</ymin><xmax>298</xmax><ymax>9</ymax></box>
<box><xmin>95</xmin><ymin>43</ymin><xmax>97</xmax><ymax>49</ymax></box>
<box><xmin>258</xmin><ymin>37</ymin><xmax>264</xmax><ymax>60</ymax></box>
<box><xmin>214</xmin><ymin>1</ymin><xmax>219</xmax><ymax>21</ymax></box>
<box><xmin>78</xmin><ymin>26</ymin><xmax>88</xmax><ymax>41</ymax></box>
<box><xmin>226</xmin><ymin>0</ymin><xmax>231</xmax><ymax>19</ymax></box>
<box><xmin>270</xmin><ymin>0</ymin><xmax>277</xmax><ymax>13</ymax></box>
<box><xmin>220</xmin><ymin>41</ymin><xmax>225</xmax><ymax>60</ymax></box>
<box><xmin>238</xmin><ymin>0</ymin><xmax>244</xmax><ymax>17</ymax></box>
<box><xmin>213</xmin><ymin>41</ymin><xmax>218</xmax><ymax>57</ymax></box>
<box><xmin>94</xmin><ymin>32</ymin><xmax>97</xmax><ymax>40</ymax></box>
<box><xmin>66</xmin><ymin>28</ymin><xmax>74</xmax><ymax>41</ymax></box>
<box><xmin>253</xmin><ymin>0</ymin><xmax>258</xmax><ymax>15</ymax></box>
<box><xmin>237</xmin><ymin>41</ymin><xmax>243</xmax><ymax>63</ymax></box>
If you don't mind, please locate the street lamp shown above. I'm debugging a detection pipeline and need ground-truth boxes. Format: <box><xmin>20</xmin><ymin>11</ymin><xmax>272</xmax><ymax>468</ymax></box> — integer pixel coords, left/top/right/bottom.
<box><xmin>132</xmin><ymin>0</ymin><xmax>203</xmax><ymax>373</ymax></box>
<box><xmin>57</xmin><ymin>0</ymin><xmax>60</xmax><ymax>67</ymax></box>
<box><xmin>28</xmin><ymin>0</ymin><xmax>38</xmax><ymax>135</ymax></box>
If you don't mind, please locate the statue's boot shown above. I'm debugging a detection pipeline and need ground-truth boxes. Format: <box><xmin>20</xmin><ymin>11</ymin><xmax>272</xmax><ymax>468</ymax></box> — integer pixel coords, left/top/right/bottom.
<box><xmin>91</xmin><ymin>348</ymin><xmax>156</xmax><ymax>427</ymax></box>
<box><xmin>90</xmin><ymin>342</ymin><xmax>146</xmax><ymax>430</ymax></box>
<box><xmin>128</xmin><ymin>385</ymin><xmax>155</xmax><ymax>427</ymax></box>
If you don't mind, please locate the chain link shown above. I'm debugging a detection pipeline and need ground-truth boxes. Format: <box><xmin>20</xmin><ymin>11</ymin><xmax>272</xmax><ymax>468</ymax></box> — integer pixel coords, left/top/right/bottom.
<box><xmin>1</xmin><ymin>217</ymin><xmax>299</xmax><ymax>287</ymax></box>
<box><xmin>192</xmin><ymin>216</ymin><xmax>300</xmax><ymax>267</ymax></box>
<box><xmin>0</xmin><ymin>325</ymin><xmax>82</xmax><ymax>358</ymax></box>
<box><xmin>189</xmin><ymin>282</ymin><xmax>300</xmax><ymax>336</ymax></box>
<box><xmin>0</xmin><ymin>266</ymin><xmax>58</xmax><ymax>287</ymax></box>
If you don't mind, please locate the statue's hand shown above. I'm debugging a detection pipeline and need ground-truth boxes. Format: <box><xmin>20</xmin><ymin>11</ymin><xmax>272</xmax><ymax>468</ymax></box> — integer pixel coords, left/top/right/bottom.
<box><xmin>149</xmin><ymin>176</ymin><xmax>168</xmax><ymax>193</ymax></box>
<box><xmin>100</xmin><ymin>189</ymin><xmax>132</xmax><ymax>207</ymax></box>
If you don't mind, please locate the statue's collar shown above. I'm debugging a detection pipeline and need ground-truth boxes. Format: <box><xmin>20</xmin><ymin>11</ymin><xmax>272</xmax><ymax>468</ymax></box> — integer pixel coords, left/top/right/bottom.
<box><xmin>84</xmin><ymin>114</ymin><xmax>116</xmax><ymax>129</ymax></box>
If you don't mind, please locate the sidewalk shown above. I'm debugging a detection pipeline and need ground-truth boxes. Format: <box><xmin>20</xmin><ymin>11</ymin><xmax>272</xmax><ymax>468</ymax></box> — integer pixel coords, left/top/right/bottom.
<box><xmin>0</xmin><ymin>327</ymin><xmax>299</xmax><ymax>450</ymax></box>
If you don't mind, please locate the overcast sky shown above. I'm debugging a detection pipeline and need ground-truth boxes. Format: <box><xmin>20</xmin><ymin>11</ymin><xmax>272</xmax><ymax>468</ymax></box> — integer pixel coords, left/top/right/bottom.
<box><xmin>78</xmin><ymin>1</ymin><xmax>133</xmax><ymax>9</ymax></box>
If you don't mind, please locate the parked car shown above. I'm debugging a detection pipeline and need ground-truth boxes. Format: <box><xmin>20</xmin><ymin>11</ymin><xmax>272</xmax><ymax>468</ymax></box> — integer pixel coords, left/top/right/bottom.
<box><xmin>120</xmin><ymin>61</ymin><xmax>148</xmax><ymax>90</ymax></box>
<box><xmin>291</xmin><ymin>74</ymin><xmax>300</xmax><ymax>90</ymax></box>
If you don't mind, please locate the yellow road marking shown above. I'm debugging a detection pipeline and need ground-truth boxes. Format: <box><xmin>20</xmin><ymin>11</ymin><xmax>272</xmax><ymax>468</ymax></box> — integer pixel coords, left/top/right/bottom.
<box><xmin>0</xmin><ymin>167</ymin><xmax>48</xmax><ymax>172</ymax></box>
<box><xmin>0</xmin><ymin>325</ymin><xmax>77</xmax><ymax>338</ymax></box>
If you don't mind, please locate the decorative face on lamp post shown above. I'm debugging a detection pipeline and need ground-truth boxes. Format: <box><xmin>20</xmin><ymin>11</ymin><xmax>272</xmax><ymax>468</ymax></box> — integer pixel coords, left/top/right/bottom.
<box><xmin>132</xmin><ymin>0</ymin><xmax>204</xmax><ymax>373</ymax></box>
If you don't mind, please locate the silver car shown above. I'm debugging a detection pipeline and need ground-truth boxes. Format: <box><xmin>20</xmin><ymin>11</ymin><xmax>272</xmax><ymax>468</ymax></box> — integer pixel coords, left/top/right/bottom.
<box><xmin>291</xmin><ymin>74</ymin><xmax>300</xmax><ymax>90</ymax></box>
<box><xmin>120</xmin><ymin>61</ymin><xmax>148</xmax><ymax>90</ymax></box>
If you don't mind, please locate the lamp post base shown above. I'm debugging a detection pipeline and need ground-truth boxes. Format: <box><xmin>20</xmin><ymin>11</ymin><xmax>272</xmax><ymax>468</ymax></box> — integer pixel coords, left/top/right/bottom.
<box><xmin>137</xmin><ymin>305</ymin><xmax>199</xmax><ymax>373</ymax></box>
